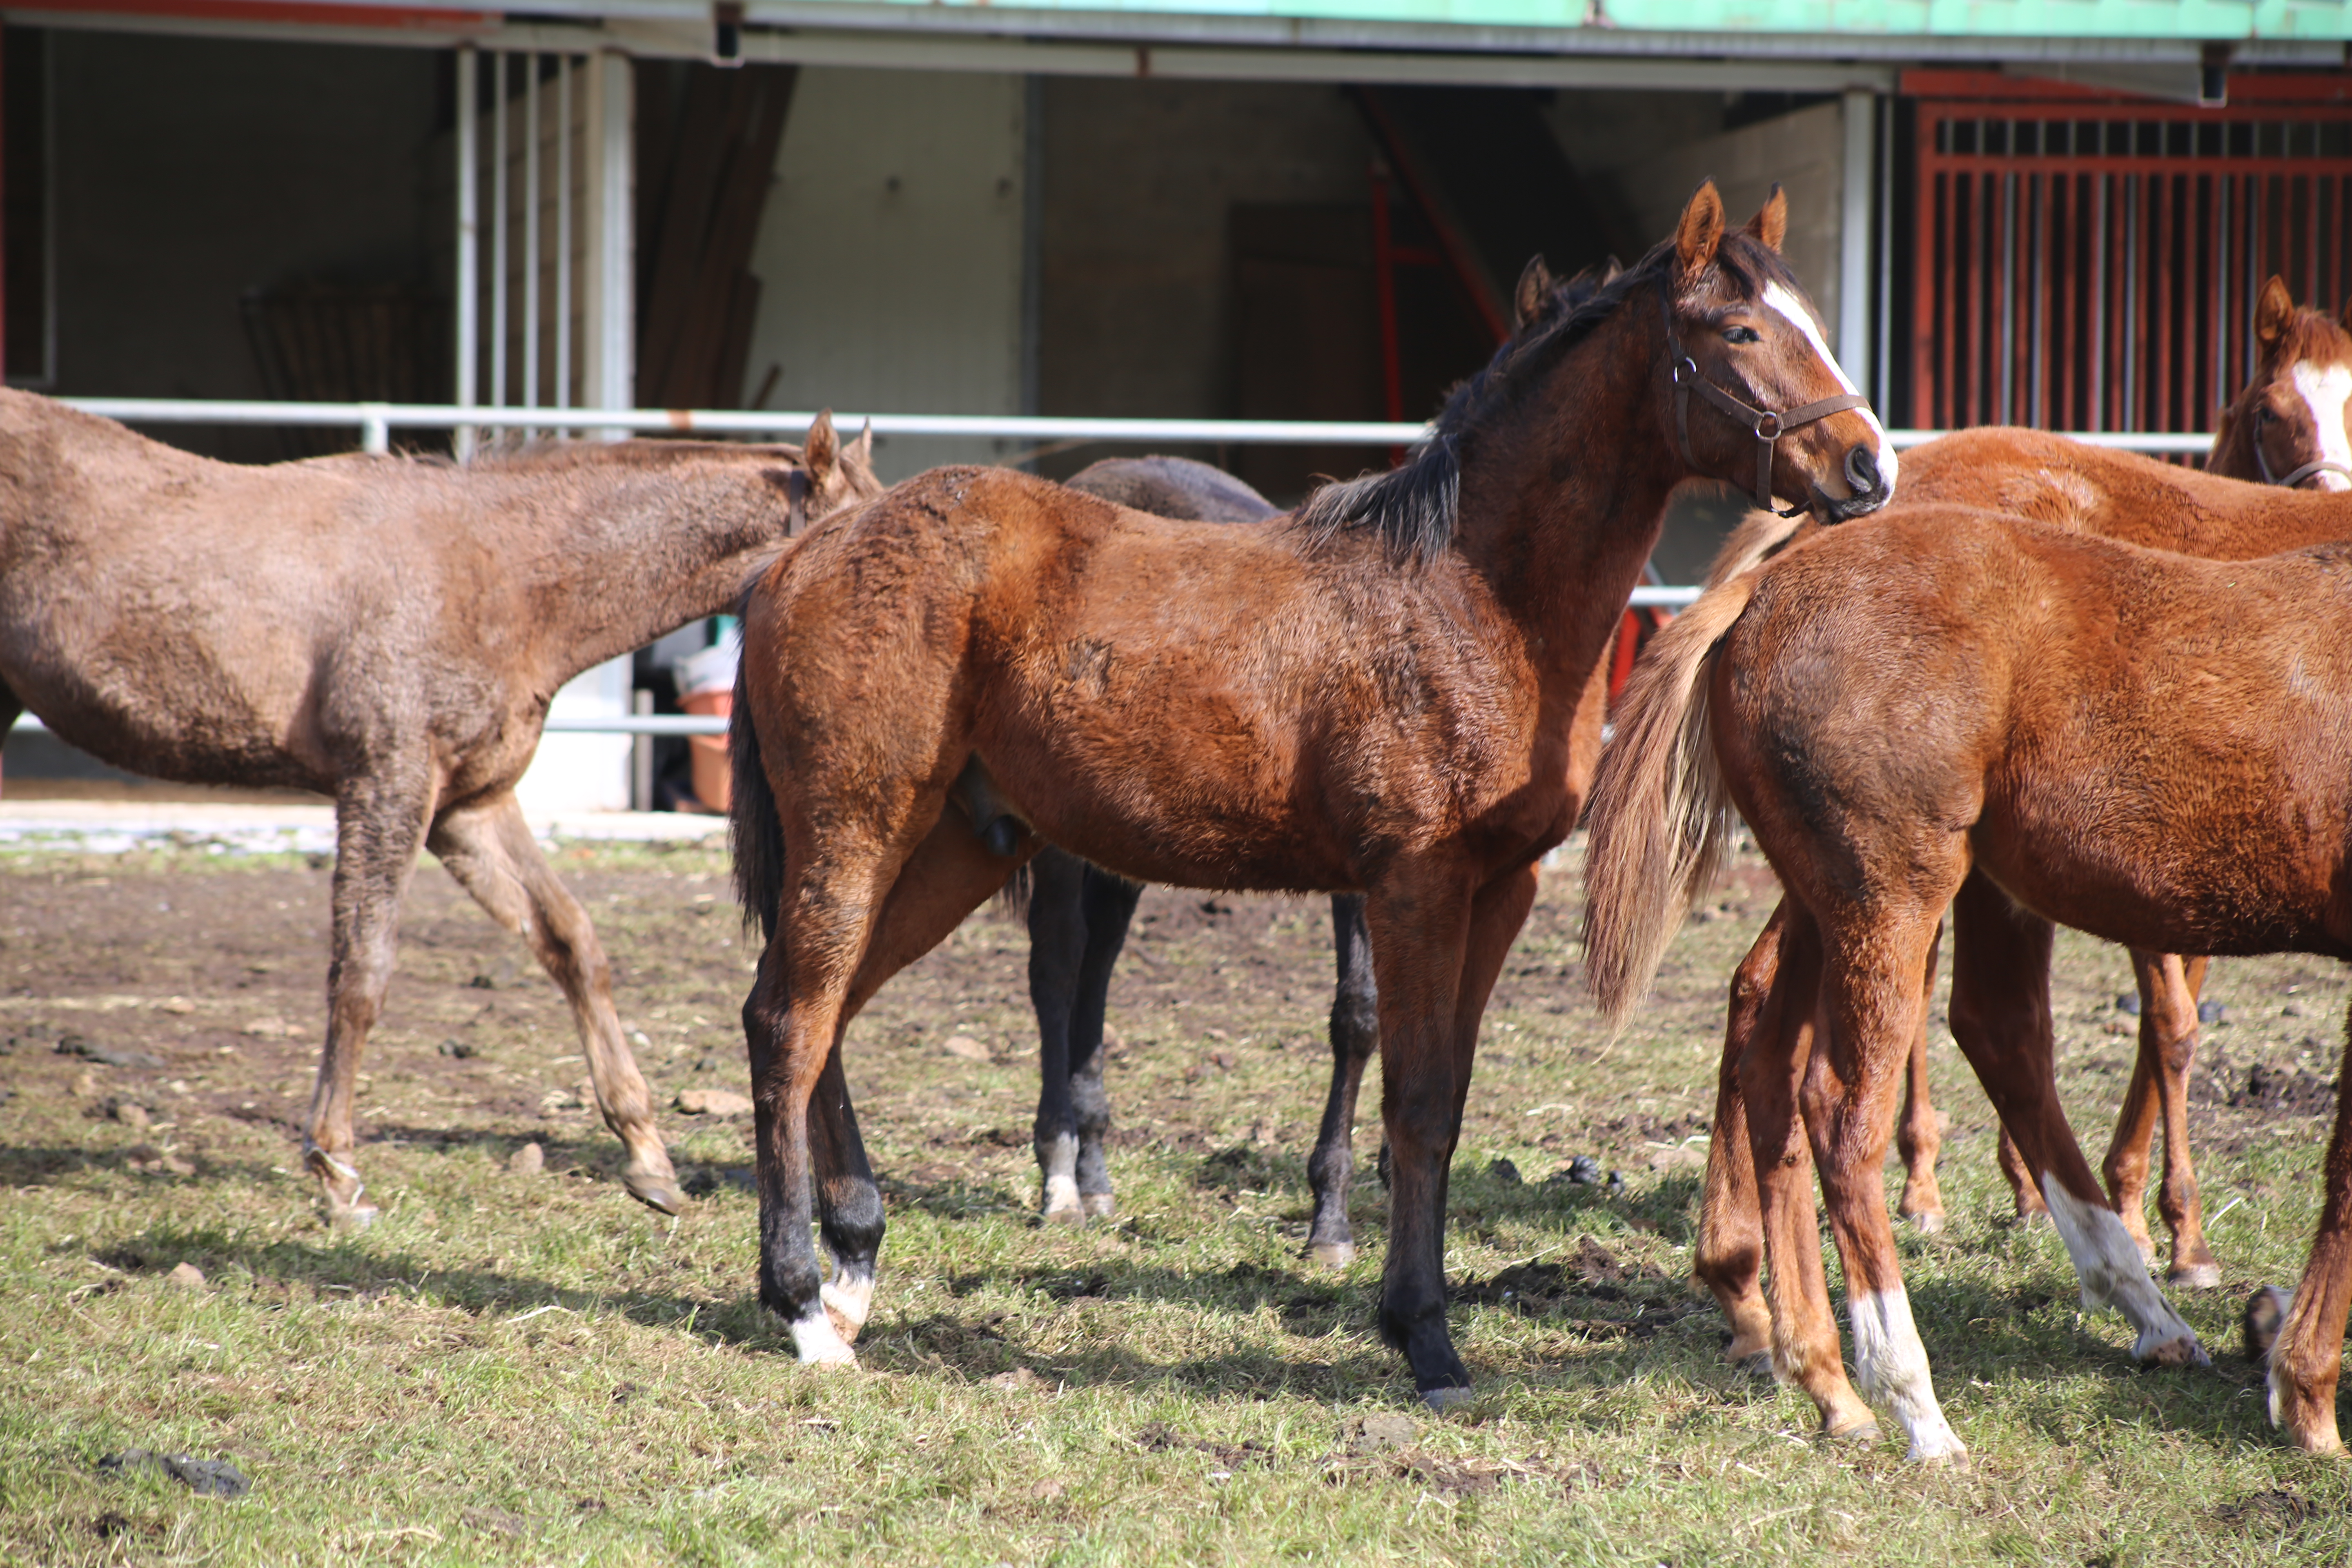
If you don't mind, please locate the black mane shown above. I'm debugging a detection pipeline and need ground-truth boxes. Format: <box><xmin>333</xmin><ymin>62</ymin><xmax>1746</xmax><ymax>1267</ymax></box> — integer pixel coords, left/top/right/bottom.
<box><xmin>1291</xmin><ymin>229</ymin><xmax>1803</xmax><ymax>562</ymax></box>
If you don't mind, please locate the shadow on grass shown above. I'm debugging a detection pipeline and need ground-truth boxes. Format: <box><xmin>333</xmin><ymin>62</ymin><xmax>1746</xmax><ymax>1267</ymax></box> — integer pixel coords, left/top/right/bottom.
<box><xmin>0</xmin><ymin>1144</ymin><xmax>285</xmax><ymax>1189</ymax></box>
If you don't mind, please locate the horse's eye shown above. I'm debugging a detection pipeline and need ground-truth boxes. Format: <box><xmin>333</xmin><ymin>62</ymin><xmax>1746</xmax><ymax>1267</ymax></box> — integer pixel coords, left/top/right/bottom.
<box><xmin>1722</xmin><ymin>325</ymin><xmax>1761</xmax><ymax>345</ymax></box>
<box><xmin>2255</xmin><ymin>405</ymin><xmax>2276</xmax><ymax>426</ymax></box>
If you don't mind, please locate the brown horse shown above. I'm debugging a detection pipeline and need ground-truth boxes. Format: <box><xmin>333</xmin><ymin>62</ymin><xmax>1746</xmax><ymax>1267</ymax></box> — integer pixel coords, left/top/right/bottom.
<box><xmin>0</xmin><ymin>392</ymin><xmax>880</xmax><ymax>1223</ymax></box>
<box><xmin>1581</xmin><ymin>502</ymin><xmax>2352</xmax><ymax>1458</ymax></box>
<box><xmin>1668</xmin><ymin>283</ymin><xmax>2352</xmax><ymax>1373</ymax></box>
<box><xmin>727</xmin><ymin>182</ymin><xmax>1894</xmax><ymax>1402</ymax></box>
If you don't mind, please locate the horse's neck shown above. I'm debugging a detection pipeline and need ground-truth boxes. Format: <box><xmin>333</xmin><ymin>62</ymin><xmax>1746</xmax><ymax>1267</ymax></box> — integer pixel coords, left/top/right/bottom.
<box><xmin>493</xmin><ymin>457</ymin><xmax>782</xmax><ymax>687</ymax></box>
<box><xmin>1450</xmin><ymin>327</ymin><xmax>1679</xmax><ymax>686</ymax></box>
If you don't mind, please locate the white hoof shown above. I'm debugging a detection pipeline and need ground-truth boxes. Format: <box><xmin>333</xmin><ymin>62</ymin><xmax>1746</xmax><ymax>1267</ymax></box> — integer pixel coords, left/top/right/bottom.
<box><xmin>1042</xmin><ymin>1174</ymin><xmax>1083</xmax><ymax>1224</ymax></box>
<box><xmin>1081</xmin><ymin>1192</ymin><xmax>1116</xmax><ymax>1220</ymax></box>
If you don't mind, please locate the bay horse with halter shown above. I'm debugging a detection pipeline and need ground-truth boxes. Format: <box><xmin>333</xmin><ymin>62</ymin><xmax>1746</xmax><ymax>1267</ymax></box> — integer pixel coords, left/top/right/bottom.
<box><xmin>1669</xmin><ymin>276</ymin><xmax>2352</xmax><ymax>1372</ymax></box>
<box><xmin>728</xmin><ymin>182</ymin><xmax>1894</xmax><ymax>1402</ymax></box>
<box><xmin>0</xmin><ymin>392</ymin><xmax>880</xmax><ymax>1223</ymax></box>
<box><xmin>1583</xmin><ymin>496</ymin><xmax>2352</xmax><ymax>1459</ymax></box>
<box><xmin>1012</xmin><ymin>454</ymin><xmax>1379</xmax><ymax>1261</ymax></box>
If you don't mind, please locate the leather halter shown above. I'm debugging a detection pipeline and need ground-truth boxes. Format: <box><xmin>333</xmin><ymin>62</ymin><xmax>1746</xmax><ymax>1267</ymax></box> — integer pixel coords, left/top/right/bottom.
<box><xmin>1657</xmin><ymin>276</ymin><xmax>1871</xmax><ymax>513</ymax></box>
<box><xmin>2254</xmin><ymin>435</ymin><xmax>2352</xmax><ymax>492</ymax></box>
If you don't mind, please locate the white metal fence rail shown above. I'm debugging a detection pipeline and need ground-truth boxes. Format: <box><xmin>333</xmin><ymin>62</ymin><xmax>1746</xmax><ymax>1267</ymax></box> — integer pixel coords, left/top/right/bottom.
<box><xmin>22</xmin><ymin>399</ymin><xmax>2216</xmax><ymax>737</ymax></box>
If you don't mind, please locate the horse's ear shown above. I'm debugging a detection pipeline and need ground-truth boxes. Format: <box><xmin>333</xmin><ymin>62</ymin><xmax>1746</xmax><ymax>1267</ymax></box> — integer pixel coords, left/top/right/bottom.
<box><xmin>849</xmin><ymin>420</ymin><xmax>875</xmax><ymax>472</ymax></box>
<box><xmin>1513</xmin><ymin>255</ymin><xmax>1554</xmax><ymax>329</ymax></box>
<box><xmin>804</xmin><ymin>410</ymin><xmax>839</xmax><ymax>486</ymax></box>
<box><xmin>2258</xmin><ymin>276</ymin><xmax>2295</xmax><ymax>347</ymax></box>
<box><xmin>1742</xmin><ymin>185</ymin><xmax>1788</xmax><ymax>252</ymax></box>
<box><xmin>1675</xmin><ymin>180</ymin><xmax>1726</xmax><ymax>278</ymax></box>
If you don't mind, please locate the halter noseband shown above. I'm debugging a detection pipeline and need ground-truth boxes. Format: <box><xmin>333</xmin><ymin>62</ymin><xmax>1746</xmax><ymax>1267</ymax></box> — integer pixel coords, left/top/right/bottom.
<box><xmin>2254</xmin><ymin>437</ymin><xmax>2352</xmax><ymax>492</ymax></box>
<box><xmin>1657</xmin><ymin>276</ymin><xmax>1870</xmax><ymax>514</ymax></box>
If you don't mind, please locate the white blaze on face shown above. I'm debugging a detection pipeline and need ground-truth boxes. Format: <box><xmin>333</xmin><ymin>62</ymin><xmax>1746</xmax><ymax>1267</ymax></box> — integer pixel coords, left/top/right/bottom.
<box><xmin>2289</xmin><ymin>360</ymin><xmax>2352</xmax><ymax>491</ymax></box>
<box><xmin>1759</xmin><ymin>280</ymin><xmax>1896</xmax><ymax>495</ymax></box>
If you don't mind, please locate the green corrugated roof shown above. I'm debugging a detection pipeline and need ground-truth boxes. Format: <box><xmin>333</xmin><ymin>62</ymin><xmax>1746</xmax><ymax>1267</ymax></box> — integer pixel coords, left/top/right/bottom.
<box><xmin>801</xmin><ymin>0</ymin><xmax>2352</xmax><ymax>41</ymax></box>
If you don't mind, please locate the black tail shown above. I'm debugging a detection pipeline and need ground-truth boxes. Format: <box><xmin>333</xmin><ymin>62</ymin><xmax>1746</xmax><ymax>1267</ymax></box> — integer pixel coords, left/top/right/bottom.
<box><xmin>728</xmin><ymin>638</ymin><xmax>785</xmax><ymax>943</ymax></box>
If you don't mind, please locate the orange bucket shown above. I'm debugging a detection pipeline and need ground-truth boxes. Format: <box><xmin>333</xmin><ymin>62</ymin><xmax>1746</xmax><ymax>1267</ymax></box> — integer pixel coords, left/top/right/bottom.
<box><xmin>682</xmin><ymin>688</ymin><xmax>732</xmax><ymax>813</ymax></box>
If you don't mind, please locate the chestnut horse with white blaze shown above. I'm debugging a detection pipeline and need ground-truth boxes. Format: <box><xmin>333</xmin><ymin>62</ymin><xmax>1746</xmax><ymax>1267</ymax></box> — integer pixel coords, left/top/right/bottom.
<box><xmin>728</xmin><ymin>182</ymin><xmax>1894</xmax><ymax>1402</ymax></box>
<box><xmin>0</xmin><ymin>393</ymin><xmax>880</xmax><ymax>1223</ymax></box>
<box><xmin>1675</xmin><ymin>279</ymin><xmax>2352</xmax><ymax>1370</ymax></box>
<box><xmin>1581</xmin><ymin>503</ymin><xmax>2352</xmax><ymax>1458</ymax></box>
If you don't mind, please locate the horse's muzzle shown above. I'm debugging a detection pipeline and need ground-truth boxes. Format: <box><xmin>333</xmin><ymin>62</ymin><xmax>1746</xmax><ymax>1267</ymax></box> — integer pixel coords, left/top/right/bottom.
<box><xmin>1815</xmin><ymin>444</ymin><xmax>1894</xmax><ymax>523</ymax></box>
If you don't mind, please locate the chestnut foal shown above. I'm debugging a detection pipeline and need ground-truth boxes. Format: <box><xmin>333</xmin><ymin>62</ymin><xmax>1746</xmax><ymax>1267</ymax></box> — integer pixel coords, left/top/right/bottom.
<box><xmin>1584</xmin><ymin>505</ymin><xmax>2352</xmax><ymax>1458</ymax></box>
<box><xmin>729</xmin><ymin>183</ymin><xmax>1893</xmax><ymax>1402</ymax></box>
<box><xmin>0</xmin><ymin>394</ymin><xmax>879</xmax><ymax>1222</ymax></box>
<box><xmin>1018</xmin><ymin>454</ymin><xmax>1376</xmax><ymax>1260</ymax></box>
<box><xmin>1674</xmin><ymin>283</ymin><xmax>2352</xmax><ymax>1372</ymax></box>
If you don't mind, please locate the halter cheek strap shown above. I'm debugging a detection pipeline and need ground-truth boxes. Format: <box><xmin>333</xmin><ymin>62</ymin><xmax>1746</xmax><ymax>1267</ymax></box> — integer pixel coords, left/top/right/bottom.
<box><xmin>786</xmin><ymin>468</ymin><xmax>811</xmax><ymax>534</ymax></box>
<box><xmin>2255</xmin><ymin>439</ymin><xmax>2352</xmax><ymax>492</ymax></box>
<box><xmin>1657</xmin><ymin>277</ymin><xmax>1870</xmax><ymax>513</ymax></box>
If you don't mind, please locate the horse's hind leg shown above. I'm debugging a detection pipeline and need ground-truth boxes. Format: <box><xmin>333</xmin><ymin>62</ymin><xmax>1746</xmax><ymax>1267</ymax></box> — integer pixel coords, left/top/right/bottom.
<box><xmin>1893</xmin><ymin>924</ymin><xmax>1946</xmax><ymax>1233</ymax></box>
<box><xmin>1069</xmin><ymin>864</ymin><xmax>1143</xmax><ymax>1218</ymax></box>
<box><xmin>1305</xmin><ymin>893</ymin><xmax>1378</xmax><ymax>1267</ymax></box>
<box><xmin>1026</xmin><ymin>848</ymin><xmax>1092</xmax><ymax>1223</ymax></box>
<box><xmin>1947</xmin><ymin>877</ymin><xmax>2203</xmax><ymax>1368</ymax></box>
<box><xmin>303</xmin><ymin>766</ymin><xmax>435</xmax><ymax>1226</ymax></box>
<box><xmin>428</xmin><ymin>790</ymin><xmax>681</xmax><ymax>1215</ymax></box>
<box><xmin>2100</xmin><ymin>951</ymin><xmax>2218</xmax><ymax>1287</ymax></box>
<box><xmin>1694</xmin><ymin>903</ymin><xmax>1788</xmax><ymax>1365</ymax></box>
<box><xmin>1802</xmin><ymin>904</ymin><xmax>1969</xmax><ymax>1462</ymax></box>
<box><xmin>750</xmin><ymin>802</ymin><xmax>1025</xmax><ymax>1363</ymax></box>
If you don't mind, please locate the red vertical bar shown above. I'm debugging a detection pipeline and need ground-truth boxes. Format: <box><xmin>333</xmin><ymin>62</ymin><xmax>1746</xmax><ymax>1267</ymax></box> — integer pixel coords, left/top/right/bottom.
<box><xmin>1368</xmin><ymin>160</ymin><xmax>1404</xmax><ymax>466</ymax></box>
<box><xmin>2153</xmin><ymin>171</ymin><xmax>2174</xmax><ymax>432</ymax></box>
<box><xmin>1918</xmin><ymin>147</ymin><xmax>1946</xmax><ymax>430</ymax></box>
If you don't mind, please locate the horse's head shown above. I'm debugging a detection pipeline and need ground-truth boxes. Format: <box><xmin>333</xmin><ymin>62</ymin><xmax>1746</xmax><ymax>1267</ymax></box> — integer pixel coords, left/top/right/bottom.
<box><xmin>798</xmin><ymin>410</ymin><xmax>886</xmax><ymax>522</ymax></box>
<box><xmin>2214</xmin><ymin>276</ymin><xmax>2352</xmax><ymax>491</ymax></box>
<box><xmin>1648</xmin><ymin>180</ymin><xmax>1894</xmax><ymax>523</ymax></box>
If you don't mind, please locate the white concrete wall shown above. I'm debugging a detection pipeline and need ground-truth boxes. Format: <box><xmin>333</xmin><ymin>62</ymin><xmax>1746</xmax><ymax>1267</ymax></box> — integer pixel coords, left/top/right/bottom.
<box><xmin>1613</xmin><ymin>100</ymin><xmax>1848</xmax><ymax>338</ymax></box>
<box><xmin>739</xmin><ymin>68</ymin><xmax>1029</xmax><ymax>481</ymax></box>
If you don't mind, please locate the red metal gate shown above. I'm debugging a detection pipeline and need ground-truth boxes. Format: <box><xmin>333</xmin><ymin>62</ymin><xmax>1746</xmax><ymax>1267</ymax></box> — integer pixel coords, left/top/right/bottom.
<box><xmin>1908</xmin><ymin>72</ymin><xmax>2352</xmax><ymax>437</ymax></box>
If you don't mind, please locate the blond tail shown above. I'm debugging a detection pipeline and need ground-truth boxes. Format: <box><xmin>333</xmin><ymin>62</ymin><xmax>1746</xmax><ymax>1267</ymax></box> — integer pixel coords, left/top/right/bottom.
<box><xmin>1581</xmin><ymin>569</ymin><xmax>1760</xmax><ymax>1028</ymax></box>
<box><xmin>1704</xmin><ymin>508</ymin><xmax>1814</xmax><ymax>590</ymax></box>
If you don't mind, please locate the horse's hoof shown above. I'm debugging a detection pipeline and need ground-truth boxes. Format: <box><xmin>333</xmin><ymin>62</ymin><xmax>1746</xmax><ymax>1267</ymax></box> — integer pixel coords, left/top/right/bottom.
<box><xmin>1820</xmin><ymin>1415</ymin><xmax>1880</xmax><ymax>1446</ymax></box>
<box><xmin>327</xmin><ymin>1201</ymin><xmax>380</xmax><ymax>1232</ymax></box>
<box><xmin>1911</xmin><ymin>1443</ymin><xmax>1971</xmax><ymax>1470</ymax></box>
<box><xmin>2135</xmin><ymin>1330</ymin><xmax>2209</xmax><ymax>1370</ymax></box>
<box><xmin>2245</xmin><ymin>1286</ymin><xmax>2291</xmax><ymax>1364</ymax></box>
<box><xmin>1080</xmin><ymin>1192</ymin><xmax>1116</xmax><ymax>1220</ymax></box>
<box><xmin>1903</xmin><ymin>1208</ymin><xmax>1946</xmax><ymax>1236</ymax></box>
<box><xmin>1307</xmin><ymin>1241</ymin><xmax>1356</xmax><ymax>1270</ymax></box>
<box><xmin>1419</xmin><ymin>1384</ymin><xmax>1475</xmax><ymax>1413</ymax></box>
<box><xmin>1720</xmin><ymin>1332</ymin><xmax>1772</xmax><ymax>1373</ymax></box>
<box><xmin>2167</xmin><ymin>1261</ymin><xmax>2223</xmax><ymax>1292</ymax></box>
<box><xmin>623</xmin><ymin>1173</ymin><xmax>685</xmax><ymax>1217</ymax></box>
<box><xmin>1042</xmin><ymin>1203</ymin><xmax>1086</xmax><ymax>1227</ymax></box>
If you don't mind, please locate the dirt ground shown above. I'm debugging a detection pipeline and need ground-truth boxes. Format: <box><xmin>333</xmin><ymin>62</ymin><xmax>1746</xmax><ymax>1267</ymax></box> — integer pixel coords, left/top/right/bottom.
<box><xmin>2</xmin><ymin>836</ymin><xmax>2338</xmax><ymax>1236</ymax></box>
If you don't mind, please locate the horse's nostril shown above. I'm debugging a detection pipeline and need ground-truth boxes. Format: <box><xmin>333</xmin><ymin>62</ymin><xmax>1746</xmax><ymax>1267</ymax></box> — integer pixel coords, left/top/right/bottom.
<box><xmin>1845</xmin><ymin>445</ymin><xmax>1881</xmax><ymax>494</ymax></box>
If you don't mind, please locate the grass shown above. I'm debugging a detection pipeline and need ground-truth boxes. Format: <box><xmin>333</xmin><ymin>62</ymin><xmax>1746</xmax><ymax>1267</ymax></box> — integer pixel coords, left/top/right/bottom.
<box><xmin>1</xmin><ymin>837</ymin><xmax>2350</xmax><ymax>1564</ymax></box>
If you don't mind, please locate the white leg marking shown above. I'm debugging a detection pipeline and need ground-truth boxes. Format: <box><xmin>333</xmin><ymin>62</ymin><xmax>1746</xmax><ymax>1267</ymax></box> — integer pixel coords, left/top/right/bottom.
<box><xmin>1042</xmin><ymin>1174</ymin><xmax>1082</xmax><ymax>1216</ymax></box>
<box><xmin>790</xmin><ymin>1301</ymin><xmax>858</xmax><ymax>1365</ymax></box>
<box><xmin>820</xmin><ymin>1263</ymin><xmax>874</xmax><ymax>1337</ymax></box>
<box><xmin>1040</xmin><ymin>1131</ymin><xmax>1082</xmax><ymax>1219</ymax></box>
<box><xmin>2038</xmin><ymin>1174</ymin><xmax>2205</xmax><ymax>1364</ymax></box>
<box><xmin>1847</xmin><ymin>1286</ymin><xmax>1967</xmax><ymax>1462</ymax></box>
<box><xmin>1761</xmin><ymin>280</ymin><xmax>1896</xmax><ymax>492</ymax></box>
<box><xmin>2290</xmin><ymin>360</ymin><xmax>2352</xmax><ymax>490</ymax></box>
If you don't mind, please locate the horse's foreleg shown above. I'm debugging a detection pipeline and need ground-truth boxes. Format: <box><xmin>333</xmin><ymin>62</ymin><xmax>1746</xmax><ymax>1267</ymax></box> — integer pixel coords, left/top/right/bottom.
<box><xmin>1068</xmin><ymin>864</ymin><xmax>1143</xmax><ymax>1219</ymax></box>
<box><xmin>1893</xmin><ymin>923</ymin><xmax>1946</xmax><ymax>1233</ymax></box>
<box><xmin>1733</xmin><ymin>908</ymin><xmax>1876</xmax><ymax>1440</ymax></box>
<box><xmin>428</xmin><ymin>790</ymin><xmax>680</xmax><ymax>1215</ymax></box>
<box><xmin>1948</xmin><ymin>879</ymin><xmax>2203</xmax><ymax>1369</ymax></box>
<box><xmin>2154</xmin><ymin>959</ymin><xmax>2220</xmax><ymax>1288</ymax></box>
<box><xmin>1366</xmin><ymin>874</ymin><xmax>1476</xmax><ymax>1407</ymax></box>
<box><xmin>1026</xmin><ymin>849</ymin><xmax>1091</xmax><ymax>1223</ymax></box>
<box><xmin>1694</xmin><ymin>904</ymin><xmax>1789</xmax><ymax>1367</ymax></box>
<box><xmin>2265</xmin><ymin>1008</ymin><xmax>2352</xmax><ymax>1454</ymax></box>
<box><xmin>2100</xmin><ymin>950</ymin><xmax>2169</xmax><ymax>1261</ymax></box>
<box><xmin>303</xmin><ymin>768</ymin><xmax>435</xmax><ymax>1227</ymax></box>
<box><xmin>1804</xmin><ymin>908</ymin><xmax>1967</xmax><ymax>1464</ymax></box>
<box><xmin>1305</xmin><ymin>892</ymin><xmax>1379</xmax><ymax>1267</ymax></box>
